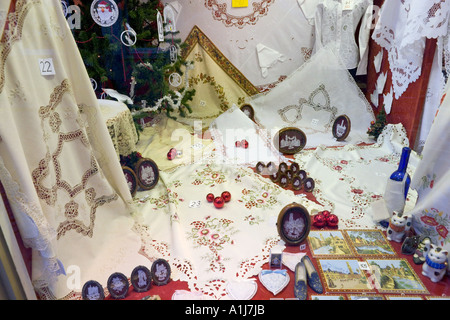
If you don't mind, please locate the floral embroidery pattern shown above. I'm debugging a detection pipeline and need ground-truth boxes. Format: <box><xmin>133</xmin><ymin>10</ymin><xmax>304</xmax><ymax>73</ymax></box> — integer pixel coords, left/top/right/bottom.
<box><xmin>205</xmin><ymin>0</ymin><xmax>274</xmax><ymax>29</ymax></box>
<box><xmin>239</xmin><ymin>187</ymin><xmax>279</xmax><ymax>210</ymax></box>
<box><xmin>418</xmin><ymin>208</ymin><xmax>449</xmax><ymax>244</ymax></box>
<box><xmin>188</xmin><ymin>216</ymin><xmax>238</xmax><ymax>273</ymax></box>
<box><xmin>192</xmin><ymin>164</ymin><xmax>227</xmax><ymax>186</ymax></box>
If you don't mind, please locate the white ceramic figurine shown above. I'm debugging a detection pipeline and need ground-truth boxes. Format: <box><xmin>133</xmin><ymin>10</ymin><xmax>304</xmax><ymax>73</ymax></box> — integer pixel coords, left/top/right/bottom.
<box><xmin>422</xmin><ymin>245</ymin><xmax>448</xmax><ymax>283</ymax></box>
<box><xmin>386</xmin><ymin>211</ymin><xmax>411</xmax><ymax>242</ymax></box>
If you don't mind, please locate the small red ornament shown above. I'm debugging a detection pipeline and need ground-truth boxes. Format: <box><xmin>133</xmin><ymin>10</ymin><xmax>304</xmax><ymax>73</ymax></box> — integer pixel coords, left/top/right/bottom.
<box><xmin>235</xmin><ymin>141</ymin><xmax>241</xmax><ymax>148</ymax></box>
<box><xmin>326</xmin><ymin>214</ymin><xmax>339</xmax><ymax>228</ymax></box>
<box><xmin>313</xmin><ymin>213</ymin><xmax>327</xmax><ymax>228</ymax></box>
<box><xmin>241</xmin><ymin>139</ymin><xmax>249</xmax><ymax>149</ymax></box>
<box><xmin>214</xmin><ymin>196</ymin><xmax>225</xmax><ymax>209</ymax></box>
<box><xmin>321</xmin><ymin>210</ymin><xmax>331</xmax><ymax>219</ymax></box>
<box><xmin>206</xmin><ymin>193</ymin><xmax>215</xmax><ymax>203</ymax></box>
<box><xmin>221</xmin><ymin>191</ymin><xmax>231</xmax><ymax>202</ymax></box>
<box><xmin>167</xmin><ymin>148</ymin><xmax>177</xmax><ymax>160</ymax></box>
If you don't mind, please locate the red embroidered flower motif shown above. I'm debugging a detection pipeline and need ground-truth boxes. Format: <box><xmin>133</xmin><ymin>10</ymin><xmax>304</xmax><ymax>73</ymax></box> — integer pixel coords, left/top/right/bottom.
<box><xmin>420</xmin><ymin>216</ymin><xmax>439</xmax><ymax>226</ymax></box>
<box><xmin>333</xmin><ymin>165</ymin><xmax>343</xmax><ymax>171</ymax></box>
<box><xmin>436</xmin><ymin>225</ymin><xmax>448</xmax><ymax>239</ymax></box>
<box><xmin>340</xmin><ymin>160</ymin><xmax>348</xmax><ymax>165</ymax></box>
<box><xmin>430</xmin><ymin>180</ymin><xmax>434</xmax><ymax>188</ymax></box>
<box><xmin>351</xmin><ymin>189</ymin><xmax>364</xmax><ymax>194</ymax></box>
<box><xmin>378</xmin><ymin>157</ymin><xmax>389</xmax><ymax>162</ymax></box>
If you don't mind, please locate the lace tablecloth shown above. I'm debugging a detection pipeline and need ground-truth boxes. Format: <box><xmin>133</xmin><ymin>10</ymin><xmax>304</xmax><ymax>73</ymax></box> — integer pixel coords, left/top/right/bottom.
<box><xmin>99</xmin><ymin>99</ymin><xmax>138</xmax><ymax>157</ymax></box>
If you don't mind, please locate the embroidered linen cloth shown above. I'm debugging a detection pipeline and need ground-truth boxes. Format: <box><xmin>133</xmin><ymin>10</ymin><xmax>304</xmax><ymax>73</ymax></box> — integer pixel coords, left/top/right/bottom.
<box><xmin>300</xmin><ymin>0</ymin><xmax>373</xmax><ymax>75</ymax></box>
<box><xmin>171</xmin><ymin>0</ymin><xmax>315</xmax><ymax>88</ymax></box>
<box><xmin>248</xmin><ymin>45</ymin><xmax>375</xmax><ymax>149</ymax></box>
<box><xmin>136</xmin><ymin>115</ymin><xmax>215</xmax><ymax>172</ymax></box>
<box><xmin>408</xmin><ymin>83</ymin><xmax>450</xmax><ymax>265</ymax></box>
<box><xmin>293</xmin><ymin>124</ymin><xmax>419</xmax><ymax>229</ymax></box>
<box><xmin>372</xmin><ymin>0</ymin><xmax>450</xmax><ymax>99</ymax></box>
<box><xmin>209</xmin><ymin>105</ymin><xmax>286</xmax><ymax>167</ymax></box>
<box><xmin>133</xmin><ymin>161</ymin><xmax>323</xmax><ymax>299</ymax></box>
<box><xmin>0</xmin><ymin>0</ymin><xmax>148</xmax><ymax>299</ymax></box>
<box><xmin>98</xmin><ymin>99</ymin><xmax>138</xmax><ymax>157</ymax></box>
<box><xmin>179</xmin><ymin>27</ymin><xmax>254</xmax><ymax>130</ymax></box>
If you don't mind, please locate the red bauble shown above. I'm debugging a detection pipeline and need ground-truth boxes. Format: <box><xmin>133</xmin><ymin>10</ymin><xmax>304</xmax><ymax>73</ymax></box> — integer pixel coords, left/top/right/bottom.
<box><xmin>206</xmin><ymin>193</ymin><xmax>215</xmax><ymax>203</ymax></box>
<box><xmin>313</xmin><ymin>213</ymin><xmax>327</xmax><ymax>228</ymax></box>
<box><xmin>235</xmin><ymin>141</ymin><xmax>241</xmax><ymax>148</ymax></box>
<box><xmin>321</xmin><ymin>210</ymin><xmax>331</xmax><ymax>219</ymax></box>
<box><xmin>241</xmin><ymin>140</ymin><xmax>249</xmax><ymax>149</ymax></box>
<box><xmin>221</xmin><ymin>191</ymin><xmax>231</xmax><ymax>202</ymax></box>
<box><xmin>327</xmin><ymin>214</ymin><xmax>339</xmax><ymax>228</ymax></box>
<box><xmin>167</xmin><ymin>148</ymin><xmax>177</xmax><ymax>160</ymax></box>
<box><xmin>214</xmin><ymin>196</ymin><xmax>225</xmax><ymax>209</ymax></box>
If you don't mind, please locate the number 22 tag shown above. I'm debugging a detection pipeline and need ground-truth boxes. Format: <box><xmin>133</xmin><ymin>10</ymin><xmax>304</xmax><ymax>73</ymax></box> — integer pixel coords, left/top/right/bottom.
<box><xmin>39</xmin><ymin>58</ymin><xmax>56</xmax><ymax>76</ymax></box>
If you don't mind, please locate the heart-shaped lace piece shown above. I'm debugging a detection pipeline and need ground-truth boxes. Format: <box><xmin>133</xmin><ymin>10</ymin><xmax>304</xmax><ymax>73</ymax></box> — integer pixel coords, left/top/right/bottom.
<box><xmin>258</xmin><ymin>270</ymin><xmax>290</xmax><ymax>296</ymax></box>
<box><xmin>226</xmin><ymin>280</ymin><xmax>258</xmax><ymax>300</ymax></box>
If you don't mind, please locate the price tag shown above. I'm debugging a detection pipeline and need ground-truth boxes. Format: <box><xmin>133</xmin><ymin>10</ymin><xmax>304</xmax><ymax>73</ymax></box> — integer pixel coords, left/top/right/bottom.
<box><xmin>343</xmin><ymin>0</ymin><xmax>354</xmax><ymax>11</ymax></box>
<box><xmin>358</xmin><ymin>261</ymin><xmax>371</xmax><ymax>271</ymax></box>
<box><xmin>232</xmin><ymin>0</ymin><xmax>248</xmax><ymax>7</ymax></box>
<box><xmin>39</xmin><ymin>58</ymin><xmax>56</xmax><ymax>76</ymax></box>
<box><xmin>189</xmin><ymin>200</ymin><xmax>201</xmax><ymax>208</ymax></box>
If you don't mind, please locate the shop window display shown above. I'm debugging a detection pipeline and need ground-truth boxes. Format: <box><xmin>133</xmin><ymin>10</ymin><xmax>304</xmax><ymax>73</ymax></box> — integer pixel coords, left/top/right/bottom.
<box><xmin>0</xmin><ymin>0</ymin><xmax>449</xmax><ymax>304</ymax></box>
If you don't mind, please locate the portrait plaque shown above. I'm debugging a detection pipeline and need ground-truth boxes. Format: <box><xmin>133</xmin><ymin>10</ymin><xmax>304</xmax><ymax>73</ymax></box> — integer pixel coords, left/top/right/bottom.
<box><xmin>298</xmin><ymin>170</ymin><xmax>307</xmax><ymax>182</ymax></box>
<box><xmin>131</xmin><ymin>265</ymin><xmax>152</xmax><ymax>293</ymax></box>
<box><xmin>240</xmin><ymin>103</ymin><xmax>255</xmax><ymax>121</ymax></box>
<box><xmin>151</xmin><ymin>259</ymin><xmax>171</xmax><ymax>286</ymax></box>
<box><xmin>292</xmin><ymin>176</ymin><xmax>302</xmax><ymax>191</ymax></box>
<box><xmin>122</xmin><ymin>166</ymin><xmax>138</xmax><ymax>197</ymax></box>
<box><xmin>277</xmin><ymin>203</ymin><xmax>311</xmax><ymax>246</ymax></box>
<box><xmin>332</xmin><ymin>115</ymin><xmax>351</xmax><ymax>141</ymax></box>
<box><xmin>290</xmin><ymin>163</ymin><xmax>300</xmax><ymax>175</ymax></box>
<box><xmin>279</xmin><ymin>174</ymin><xmax>289</xmax><ymax>188</ymax></box>
<box><xmin>304</xmin><ymin>177</ymin><xmax>315</xmax><ymax>193</ymax></box>
<box><xmin>273</xmin><ymin>127</ymin><xmax>307</xmax><ymax>154</ymax></box>
<box><xmin>135</xmin><ymin>158</ymin><xmax>159</xmax><ymax>190</ymax></box>
<box><xmin>107</xmin><ymin>272</ymin><xmax>129</xmax><ymax>299</ymax></box>
<box><xmin>82</xmin><ymin>280</ymin><xmax>105</xmax><ymax>300</ymax></box>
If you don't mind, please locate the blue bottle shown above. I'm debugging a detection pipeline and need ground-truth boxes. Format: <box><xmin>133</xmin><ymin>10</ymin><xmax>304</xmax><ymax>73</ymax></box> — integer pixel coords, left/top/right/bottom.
<box><xmin>390</xmin><ymin>147</ymin><xmax>411</xmax><ymax>199</ymax></box>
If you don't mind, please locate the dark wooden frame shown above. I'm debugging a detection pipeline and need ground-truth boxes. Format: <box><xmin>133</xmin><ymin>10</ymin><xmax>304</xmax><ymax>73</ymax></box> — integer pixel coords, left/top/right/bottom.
<box><xmin>277</xmin><ymin>203</ymin><xmax>311</xmax><ymax>246</ymax></box>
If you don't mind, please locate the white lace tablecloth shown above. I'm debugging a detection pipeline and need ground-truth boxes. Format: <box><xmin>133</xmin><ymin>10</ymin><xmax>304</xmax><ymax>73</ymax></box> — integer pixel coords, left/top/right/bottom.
<box><xmin>294</xmin><ymin>124</ymin><xmax>419</xmax><ymax>229</ymax></box>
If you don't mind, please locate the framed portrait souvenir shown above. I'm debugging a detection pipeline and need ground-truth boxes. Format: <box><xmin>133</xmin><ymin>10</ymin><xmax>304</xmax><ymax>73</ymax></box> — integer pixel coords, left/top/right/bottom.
<box><xmin>277</xmin><ymin>203</ymin><xmax>311</xmax><ymax>246</ymax></box>
<box><xmin>303</xmin><ymin>177</ymin><xmax>315</xmax><ymax>192</ymax></box>
<box><xmin>266</xmin><ymin>162</ymin><xmax>277</xmax><ymax>174</ymax></box>
<box><xmin>297</xmin><ymin>170</ymin><xmax>307</xmax><ymax>182</ymax></box>
<box><xmin>135</xmin><ymin>158</ymin><xmax>159</xmax><ymax>190</ymax></box>
<box><xmin>290</xmin><ymin>163</ymin><xmax>300</xmax><ymax>175</ymax></box>
<box><xmin>131</xmin><ymin>265</ymin><xmax>152</xmax><ymax>293</ymax></box>
<box><xmin>332</xmin><ymin>115</ymin><xmax>351</xmax><ymax>141</ymax></box>
<box><xmin>285</xmin><ymin>169</ymin><xmax>294</xmax><ymax>182</ymax></box>
<box><xmin>292</xmin><ymin>175</ymin><xmax>302</xmax><ymax>191</ymax></box>
<box><xmin>122</xmin><ymin>166</ymin><xmax>138</xmax><ymax>197</ymax></box>
<box><xmin>273</xmin><ymin>127</ymin><xmax>307</xmax><ymax>155</ymax></box>
<box><xmin>151</xmin><ymin>259</ymin><xmax>171</xmax><ymax>286</ymax></box>
<box><xmin>82</xmin><ymin>280</ymin><xmax>105</xmax><ymax>300</ymax></box>
<box><xmin>107</xmin><ymin>272</ymin><xmax>129</xmax><ymax>299</ymax></box>
<box><xmin>278</xmin><ymin>162</ymin><xmax>288</xmax><ymax>174</ymax></box>
<box><xmin>240</xmin><ymin>103</ymin><xmax>255</xmax><ymax>121</ymax></box>
<box><xmin>255</xmin><ymin>161</ymin><xmax>266</xmax><ymax>174</ymax></box>
<box><xmin>270</xmin><ymin>171</ymin><xmax>279</xmax><ymax>183</ymax></box>
<box><xmin>279</xmin><ymin>174</ymin><xmax>289</xmax><ymax>188</ymax></box>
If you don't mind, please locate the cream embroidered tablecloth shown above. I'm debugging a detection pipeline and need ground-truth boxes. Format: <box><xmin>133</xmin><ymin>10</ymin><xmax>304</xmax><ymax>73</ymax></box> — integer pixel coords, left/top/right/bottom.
<box><xmin>99</xmin><ymin>99</ymin><xmax>138</xmax><ymax>157</ymax></box>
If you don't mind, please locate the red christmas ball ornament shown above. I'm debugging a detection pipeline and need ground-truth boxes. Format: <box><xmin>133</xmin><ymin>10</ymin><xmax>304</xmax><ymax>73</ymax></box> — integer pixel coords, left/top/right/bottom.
<box><xmin>206</xmin><ymin>193</ymin><xmax>215</xmax><ymax>203</ymax></box>
<box><xmin>167</xmin><ymin>148</ymin><xmax>177</xmax><ymax>160</ymax></box>
<box><xmin>327</xmin><ymin>214</ymin><xmax>339</xmax><ymax>228</ymax></box>
<box><xmin>241</xmin><ymin>139</ymin><xmax>249</xmax><ymax>149</ymax></box>
<box><xmin>221</xmin><ymin>191</ymin><xmax>231</xmax><ymax>202</ymax></box>
<box><xmin>321</xmin><ymin>210</ymin><xmax>331</xmax><ymax>219</ymax></box>
<box><xmin>235</xmin><ymin>141</ymin><xmax>241</xmax><ymax>148</ymax></box>
<box><xmin>313</xmin><ymin>213</ymin><xmax>327</xmax><ymax>228</ymax></box>
<box><xmin>214</xmin><ymin>196</ymin><xmax>225</xmax><ymax>209</ymax></box>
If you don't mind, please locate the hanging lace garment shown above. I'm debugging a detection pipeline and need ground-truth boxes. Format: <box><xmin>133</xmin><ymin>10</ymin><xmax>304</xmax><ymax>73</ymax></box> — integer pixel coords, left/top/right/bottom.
<box><xmin>0</xmin><ymin>0</ymin><xmax>147</xmax><ymax>299</ymax></box>
<box><xmin>299</xmin><ymin>0</ymin><xmax>373</xmax><ymax>75</ymax></box>
<box><xmin>372</xmin><ymin>0</ymin><xmax>450</xmax><ymax>99</ymax></box>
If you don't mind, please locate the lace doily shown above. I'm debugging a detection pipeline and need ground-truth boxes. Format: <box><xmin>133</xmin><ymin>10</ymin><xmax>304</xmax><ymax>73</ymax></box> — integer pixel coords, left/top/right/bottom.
<box><xmin>372</xmin><ymin>0</ymin><xmax>450</xmax><ymax>99</ymax></box>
